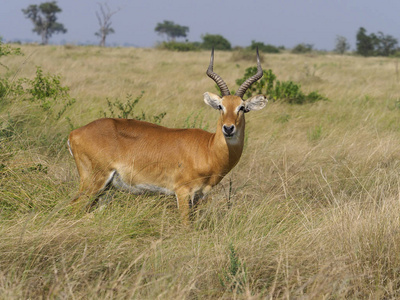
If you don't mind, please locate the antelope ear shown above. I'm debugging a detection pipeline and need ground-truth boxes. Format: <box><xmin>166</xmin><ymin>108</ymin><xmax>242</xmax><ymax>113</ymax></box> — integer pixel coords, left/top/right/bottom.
<box><xmin>244</xmin><ymin>95</ymin><xmax>267</xmax><ymax>112</ymax></box>
<box><xmin>204</xmin><ymin>92</ymin><xmax>222</xmax><ymax>110</ymax></box>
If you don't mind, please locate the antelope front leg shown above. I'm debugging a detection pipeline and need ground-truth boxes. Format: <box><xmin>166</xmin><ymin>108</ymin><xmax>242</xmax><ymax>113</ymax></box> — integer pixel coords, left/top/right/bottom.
<box><xmin>175</xmin><ymin>189</ymin><xmax>191</xmax><ymax>226</ymax></box>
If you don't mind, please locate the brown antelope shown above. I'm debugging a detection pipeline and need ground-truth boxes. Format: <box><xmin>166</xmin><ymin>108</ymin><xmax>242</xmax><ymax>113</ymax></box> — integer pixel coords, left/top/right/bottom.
<box><xmin>68</xmin><ymin>49</ymin><xmax>267</xmax><ymax>224</ymax></box>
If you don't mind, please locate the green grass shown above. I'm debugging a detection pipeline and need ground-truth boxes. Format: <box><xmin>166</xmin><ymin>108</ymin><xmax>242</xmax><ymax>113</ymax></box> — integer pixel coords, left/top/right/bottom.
<box><xmin>1</xmin><ymin>45</ymin><xmax>400</xmax><ymax>298</ymax></box>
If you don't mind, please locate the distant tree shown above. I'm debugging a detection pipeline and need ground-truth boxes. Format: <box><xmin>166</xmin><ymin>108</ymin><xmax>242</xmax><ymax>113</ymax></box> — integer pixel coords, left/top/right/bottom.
<box><xmin>356</xmin><ymin>27</ymin><xmax>376</xmax><ymax>56</ymax></box>
<box><xmin>22</xmin><ymin>1</ymin><xmax>66</xmax><ymax>45</ymax></box>
<box><xmin>154</xmin><ymin>20</ymin><xmax>189</xmax><ymax>41</ymax></box>
<box><xmin>291</xmin><ymin>43</ymin><xmax>313</xmax><ymax>54</ymax></box>
<box><xmin>249</xmin><ymin>40</ymin><xmax>280</xmax><ymax>53</ymax></box>
<box><xmin>356</xmin><ymin>27</ymin><xmax>398</xmax><ymax>57</ymax></box>
<box><xmin>201</xmin><ymin>34</ymin><xmax>231</xmax><ymax>50</ymax></box>
<box><xmin>375</xmin><ymin>31</ymin><xmax>398</xmax><ymax>56</ymax></box>
<box><xmin>334</xmin><ymin>35</ymin><xmax>350</xmax><ymax>54</ymax></box>
<box><xmin>95</xmin><ymin>3</ymin><xmax>120</xmax><ymax>47</ymax></box>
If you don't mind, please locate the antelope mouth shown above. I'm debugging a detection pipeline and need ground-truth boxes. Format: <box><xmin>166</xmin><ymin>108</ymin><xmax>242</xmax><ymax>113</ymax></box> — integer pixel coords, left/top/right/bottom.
<box><xmin>223</xmin><ymin>132</ymin><xmax>235</xmax><ymax>138</ymax></box>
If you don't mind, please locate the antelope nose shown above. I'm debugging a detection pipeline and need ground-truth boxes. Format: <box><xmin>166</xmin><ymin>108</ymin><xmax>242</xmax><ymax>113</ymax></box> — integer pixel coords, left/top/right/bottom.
<box><xmin>223</xmin><ymin>125</ymin><xmax>235</xmax><ymax>136</ymax></box>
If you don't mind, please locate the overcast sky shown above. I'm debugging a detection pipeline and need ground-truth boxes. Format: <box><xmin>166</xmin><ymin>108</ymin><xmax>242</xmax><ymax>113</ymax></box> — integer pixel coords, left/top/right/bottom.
<box><xmin>1</xmin><ymin>0</ymin><xmax>399</xmax><ymax>50</ymax></box>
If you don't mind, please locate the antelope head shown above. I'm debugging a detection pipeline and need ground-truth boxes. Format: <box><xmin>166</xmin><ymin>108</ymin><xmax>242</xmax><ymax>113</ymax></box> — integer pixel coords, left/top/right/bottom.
<box><xmin>204</xmin><ymin>48</ymin><xmax>267</xmax><ymax>143</ymax></box>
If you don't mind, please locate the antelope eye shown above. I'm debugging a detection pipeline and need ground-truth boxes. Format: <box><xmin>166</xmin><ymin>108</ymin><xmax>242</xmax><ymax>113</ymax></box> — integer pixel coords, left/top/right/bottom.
<box><xmin>218</xmin><ymin>105</ymin><xmax>223</xmax><ymax>110</ymax></box>
<box><xmin>238</xmin><ymin>106</ymin><xmax>245</xmax><ymax>112</ymax></box>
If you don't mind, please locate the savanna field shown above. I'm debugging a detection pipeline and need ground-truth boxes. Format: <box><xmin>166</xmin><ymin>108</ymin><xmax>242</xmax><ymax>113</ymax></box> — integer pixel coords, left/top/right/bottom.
<box><xmin>1</xmin><ymin>44</ymin><xmax>400</xmax><ymax>299</ymax></box>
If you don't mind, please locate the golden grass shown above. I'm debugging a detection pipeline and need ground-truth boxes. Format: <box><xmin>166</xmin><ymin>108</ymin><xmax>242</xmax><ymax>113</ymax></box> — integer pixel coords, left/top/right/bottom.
<box><xmin>1</xmin><ymin>45</ymin><xmax>400</xmax><ymax>298</ymax></box>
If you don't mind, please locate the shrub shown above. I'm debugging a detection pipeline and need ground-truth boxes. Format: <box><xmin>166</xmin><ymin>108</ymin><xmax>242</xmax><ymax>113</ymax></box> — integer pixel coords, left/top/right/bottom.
<box><xmin>0</xmin><ymin>38</ymin><xmax>23</xmax><ymax>69</ymax></box>
<box><xmin>27</xmin><ymin>67</ymin><xmax>69</xmax><ymax>103</ymax></box>
<box><xmin>22</xmin><ymin>66</ymin><xmax>76</xmax><ymax>119</ymax></box>
<box><xmin>0</xmin><ymin>39</ymin><xmax>24</xmax><ymax>107</ymax></box>
<box><xmin>291</xmin><ymin>43</ymin><xmax>313</xmax><ymax>54</ymax></box>
<box><xmin>101</xmin><ymin>92</ymin><xmax>166</xmax><ymax>124</ymax></box>
<box><xmin>1</xmin><ymin>66</ymin><xmax>76</xmax><ymax>120</ymax></box>
<box><xmin>235</xmin><ymin>67</ymin><xmax>327</xmax><ymax>104</ymax></box>
<box><xmin>201</xmin><ymin>34</ymin><xmax>231</xmax><ymax>50</ymax></box>
<box><xmin>248</xmin><ymin>40</ymin><xmax>280</xmax><ymax>53</ymax></box>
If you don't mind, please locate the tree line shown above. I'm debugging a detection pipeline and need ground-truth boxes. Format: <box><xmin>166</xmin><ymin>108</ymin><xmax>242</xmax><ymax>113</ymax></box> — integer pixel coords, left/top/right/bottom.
<box><xmin>17</xmin><ymin>1</ymin><xmax>400</xmax><ymax>56</ymax></box>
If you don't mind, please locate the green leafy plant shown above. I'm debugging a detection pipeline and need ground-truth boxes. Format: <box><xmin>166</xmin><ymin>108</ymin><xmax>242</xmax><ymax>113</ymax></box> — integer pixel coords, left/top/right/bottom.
<box><xmin>219</xmin><ymin>243</ymin><xmax>247</xmax><ymax>293</ymax></box>
<box><xmin>235</xmin><ymin>67</ymin><xmax>327</xmax><ymax>104</ymax></box>
<box><xmin>0</xmin><ymin>38</ymin><xmax>24</xmax><ymax>105</ymax></box>
<box><xmin>21</xmin><ymin>66</ymin><xmax>76</xmax><ymax>119</ymax></box>
<box><xmin>101</xmin><ymin>91</ymin><xmax>166</xmax><ymax>124</ymax></box>
<box><xmin>27</xmin><ymin>66</ymin><xmax>69</xmax><ymax>102</ymax></box>
<box><xmin>1</xmin><ymin>61</ymin><xmax>75</xmax><ymax>120</ymax></box>
<box><xmin>0</xmin><ymin>38</ymin><xmax>23</xmax><ymax>70</ymax></box>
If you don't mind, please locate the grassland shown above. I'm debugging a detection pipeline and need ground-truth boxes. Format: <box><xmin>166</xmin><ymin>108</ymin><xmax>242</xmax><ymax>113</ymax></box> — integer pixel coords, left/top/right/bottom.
<box><xmin>1</xmin><ymin>44</ymin><xmax>400</xmax><ymax>299</ymax></box>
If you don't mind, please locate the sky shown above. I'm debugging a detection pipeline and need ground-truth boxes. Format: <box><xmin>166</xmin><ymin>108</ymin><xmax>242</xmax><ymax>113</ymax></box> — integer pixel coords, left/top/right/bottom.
<box><xmin>1</xmin><ymin>0</ymin><xmax>399</xmax><ymax>50</ymax></box>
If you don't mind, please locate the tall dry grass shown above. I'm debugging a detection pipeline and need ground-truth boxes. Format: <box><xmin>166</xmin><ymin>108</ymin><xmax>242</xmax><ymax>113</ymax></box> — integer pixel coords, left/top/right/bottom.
<box><xmin>1</xmin><ymin>45</ymin><xmax>400</xmax><ymax>298</ymax></box>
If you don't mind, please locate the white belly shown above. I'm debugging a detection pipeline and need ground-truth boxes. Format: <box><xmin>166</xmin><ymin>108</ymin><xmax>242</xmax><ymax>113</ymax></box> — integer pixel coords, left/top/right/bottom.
<box><xmin>111</xmin><ymin>171</ymin><xmax>174</xmax><ymax>195</ymax></box>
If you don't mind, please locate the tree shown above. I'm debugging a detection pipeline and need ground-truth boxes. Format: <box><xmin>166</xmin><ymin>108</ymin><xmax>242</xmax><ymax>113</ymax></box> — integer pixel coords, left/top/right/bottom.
<box><xmin>356</xmin><ymin>27</ymin><xmax>376</xmax><ymax>56</ymax></box>
<box><xmin>154</xmin><ymin>20</ymin><xmax>189</xmax><ymax>41</ymax></box>
<box><xmin>249</xmin><ymin>40</ymin><xmax>280</xmax><ymax>53</ymax></box>
<box><xmin>376</xmin><ymin>31</ymin><xmax>398</xmax><ymax>56</ymax></box>
<box><xmin>356</xmin><ymin>27</ymin><xmax>398</xmax><ymax>57</ymax></box>
<box><xmin>201</xmin><ymin>34</ymin><xmax>231</xmax><ymax>50</ymax></box>
<box><xmin>334</xmin><ymin>35</ymin><xmax>350</xmax><ymax>55</ymax></box>
<box><xmin>95</xmin><ymin>3</ymin><xmax>120</xmax><ymax>47</ymax></box>
<box><xmin>291</xmin><ymin>43</ymin><xmax>313</xmax><ymax>54</ymax></box>
<box><xmin>22</xmin><ymin>1</ymin><xmax>67</xmax><ymax>45</ymax></box>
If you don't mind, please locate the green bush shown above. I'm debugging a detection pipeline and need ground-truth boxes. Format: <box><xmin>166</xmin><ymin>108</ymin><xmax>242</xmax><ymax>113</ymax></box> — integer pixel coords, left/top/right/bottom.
<box><xmin>235</xmin><ymin>67</ymin><xmax>327</xmax><ymax>104</ymax></box>
<box><xmin>1</xmin><ymin>65</ymin><xmax>75</xmax><ymax>120</ymax></box>
<box><xmin>248</xmin><ymin>40</ymin><xmax>281</xmax><ymax>53</ymax></box>
<box><xmin>24</xmin><ymin>66</ymin><xmax>76</xmax><ymax>119</ymax></box>
<box><xmin>0</xmin><ymin>39</ymin><xmax>24</xmax><ymax>108</ymax></box>
<box><xmin>291</xmin><ymin>43</ymin><xmax>313</xmax><ymax>54</ymax></box>
<box><xmin>0</xmin><ymin>39</ymin><xmax>23</xmax><ymax>70</ymax></box>
<box><xmin>101</xmin><ymin>92</ymin><xmax>166</xmax><ymax>124</ymax></box>
<box><xmin>201</xmin><ymin>34</ymin><xmax>231</xmax><ymax>50</ymax></box>
<box><xmin>27</xmin><ymin>67</ymin><xmax>69</xmax><ymax>102</ymax></box>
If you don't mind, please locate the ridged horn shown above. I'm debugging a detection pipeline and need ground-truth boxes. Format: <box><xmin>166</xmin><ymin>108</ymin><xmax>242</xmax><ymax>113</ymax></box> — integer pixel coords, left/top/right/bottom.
<box><xmin>235</xmin><ymin>47</ymin><xmax>263</xmax><ymax>98</ymax></box>
<box><xmin>206</xmin><ymin>48</ymin><xmax>230</xmax><ymax>96</ymax></box>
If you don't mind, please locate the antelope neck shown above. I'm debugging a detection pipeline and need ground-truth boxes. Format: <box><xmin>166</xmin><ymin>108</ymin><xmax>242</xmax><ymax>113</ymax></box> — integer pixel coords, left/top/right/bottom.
<box><xmin>208</xmin><ymin>117</ymin><xmax>245</xmax><ymax>173</ymax></box>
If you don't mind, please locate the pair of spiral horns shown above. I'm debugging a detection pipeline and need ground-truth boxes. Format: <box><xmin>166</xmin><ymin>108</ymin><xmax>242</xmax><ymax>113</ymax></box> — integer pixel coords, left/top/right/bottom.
<box><xmin>206</xmin><ymin>48</ymin><xmax>263</xmax><ymax>98</ymax></box>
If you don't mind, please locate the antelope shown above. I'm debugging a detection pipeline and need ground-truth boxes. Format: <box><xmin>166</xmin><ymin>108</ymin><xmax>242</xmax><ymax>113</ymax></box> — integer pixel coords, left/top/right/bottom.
<box><xmin>68</xmin><ymin>49</ymin><xmax>267</xmax><ymax>224</ymax></box>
